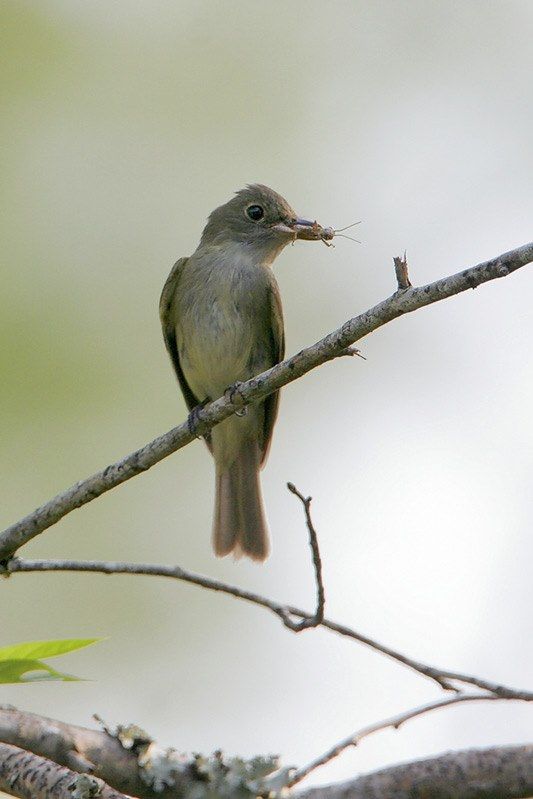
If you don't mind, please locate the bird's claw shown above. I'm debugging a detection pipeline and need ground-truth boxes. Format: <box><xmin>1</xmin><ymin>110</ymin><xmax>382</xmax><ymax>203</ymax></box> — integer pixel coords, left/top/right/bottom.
<box><xmin>187</xmin><ymin>399</ymin><xmax>209</xmax><ymax>437</ymax></box>
<box><xmin>224</xmin><ymin>382</ymin><xmax>248</xmax><ymax>417</ymax></box>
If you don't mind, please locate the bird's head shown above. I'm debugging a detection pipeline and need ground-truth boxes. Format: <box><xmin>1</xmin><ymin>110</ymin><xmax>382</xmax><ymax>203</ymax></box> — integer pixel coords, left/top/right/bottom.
<box><xmin>198</xmin><ymin>184</ymin><xmax>330</xmax><ymax>262</ymax></box>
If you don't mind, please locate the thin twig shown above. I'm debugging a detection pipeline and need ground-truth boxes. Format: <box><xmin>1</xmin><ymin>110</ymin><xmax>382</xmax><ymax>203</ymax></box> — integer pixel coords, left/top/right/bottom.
<box><xmin>420</xmin><ymin>668</ymin><xmax>533</xmax><ymax>700</ymax></box>
<box><xmin>288</xmin><ymin>693</ymin><xmax>501</xmax><ymax>787</ymax></box>
<box><xmin>283</xmin><ymin>483</ymin><xmax>325</xmax><ymax>631</ymax></box>
<box><xmin>0</xmin><ymin>241</ymin><xmax>531</xmax><ymax>561</ymax></box>
<box><xmin>6</xmin><ymin>557</ymin><xmax>533</xmax><ymax>701</ymax></box>
<box><xmin>333</xmin><ymin>346</ymin><xmax>367</xmax><ymax>360</ymax></box>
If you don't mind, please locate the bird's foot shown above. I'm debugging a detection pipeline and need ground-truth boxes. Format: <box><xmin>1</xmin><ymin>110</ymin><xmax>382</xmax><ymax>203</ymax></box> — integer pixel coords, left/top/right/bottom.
<box><xmin>224</xmin><ymin>381</ymin><xmax>248</xmax><ymax>417</ymax></box>
<box><xmin>187</xmin><ymin>398</ymin><xmax>210</xmax><ymax>437</ymax></box>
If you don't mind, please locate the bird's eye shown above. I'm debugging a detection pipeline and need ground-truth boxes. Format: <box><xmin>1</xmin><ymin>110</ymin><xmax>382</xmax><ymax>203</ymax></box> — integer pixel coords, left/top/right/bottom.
<box><xmin>246</xmin><ymin>204</ymin><xmax>265</xmax><ymax>221</ymax></box>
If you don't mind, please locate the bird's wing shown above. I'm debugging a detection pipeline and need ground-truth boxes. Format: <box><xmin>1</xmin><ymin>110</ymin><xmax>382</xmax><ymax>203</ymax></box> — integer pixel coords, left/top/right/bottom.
<box><xmin>159</xmin><ymin>257</ymin><xmax>202</xmax><ymax>413</ymax></box>
<box><xmin>260</xmin><ymin>276</ymin><xmax>285</xmax><ymax>467</ymax></box>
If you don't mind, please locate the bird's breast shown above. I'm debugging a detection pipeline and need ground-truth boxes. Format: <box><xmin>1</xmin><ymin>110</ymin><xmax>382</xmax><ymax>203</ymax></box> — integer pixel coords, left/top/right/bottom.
<box><xmin>176</xmin><ymin>255</ymin><xmax>273</xmax><ymax>401</ymax></box>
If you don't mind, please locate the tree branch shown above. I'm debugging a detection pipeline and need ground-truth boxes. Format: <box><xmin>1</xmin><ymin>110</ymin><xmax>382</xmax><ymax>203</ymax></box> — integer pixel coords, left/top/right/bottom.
<box><xmin>0</xmin><ymin>709</ymin><xmax>173</xmax><ymax>799</ymax></box>
<box><xmin>0</xmin><ymin>241</ymin><xmax>531</xmax><ymax>561</ymax></box>
<box><xmin>1</xmin><ymin>707</ymin><xmax>531</xmax><ymax>799</ymax></box>
<box><xmin>296</xmin><ymin>744</ymin><xmax>533</xmax><ymax>799</ymax></box>
<box><xmin>283</xmin><ymin>483</ymin><xmax>325</xmax><ymax>631</ymax></box>
<box><xmin>0</xmin><ymin>741</ymin><xmax>128</xmax><ymax>799</ymax></box>
<box><xmin>6</xmin><ymin>557</ymin><xmax>533</xmax><ymax>702</ymax></box>
<box><xmin>288</xmin><ymin>694</ymin><xmax>499</xmax><ymax>786</ymax></box>
<box><xmin>0</xmin><ymin>706</ymin><xmax>153</xmax><ymax>798</ymax></box>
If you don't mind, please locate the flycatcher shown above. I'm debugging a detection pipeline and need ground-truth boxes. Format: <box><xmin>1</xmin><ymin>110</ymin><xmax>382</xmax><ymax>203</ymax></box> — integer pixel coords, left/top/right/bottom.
<box><xmin>160</xmin><ymin>184</ymin><xmax>328</xmax><ymax>561</ymax></box>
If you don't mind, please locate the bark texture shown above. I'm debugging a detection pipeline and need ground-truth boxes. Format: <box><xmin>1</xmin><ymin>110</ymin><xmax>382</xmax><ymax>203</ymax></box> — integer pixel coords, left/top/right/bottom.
<box><xmin>0</xmin><ymin>708</ymin><xmax>160</xmax><ymax>798</ymax></box>
<box><xmin>0</xmin><ymin>708</ymin><xmax>531</xmax><ymax>799</ymax></box>
<box><xmin>0</xmin><ymin>742</ymin><xmax>128</xmax><ymax>799</ymax></box>
<box><xmin>298</xmin><ymin>744</ymin><xmax>533</xmax><ymax>799</ymax></box>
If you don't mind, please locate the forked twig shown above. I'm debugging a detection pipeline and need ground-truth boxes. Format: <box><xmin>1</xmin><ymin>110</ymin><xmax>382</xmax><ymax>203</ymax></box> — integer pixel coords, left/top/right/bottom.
<box><xmin>6</xmin><ymin>556</ymin><xmax>533</xmax><ymax>701</ymax></box>
<box><xmin>282</xmin><ymin>483</ymin><xmax>325</xmax><ymax>631</ymax></box>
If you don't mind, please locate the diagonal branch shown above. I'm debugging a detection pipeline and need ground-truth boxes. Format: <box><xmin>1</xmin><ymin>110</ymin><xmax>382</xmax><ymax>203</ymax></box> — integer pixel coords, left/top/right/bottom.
<box><xmin>0</xmin><ymin>241</ymin><xmax>531</xmax><ymax>561</ymax></box>
<box><xmin>6</xmin><ymin>557</ymin><xmax>533</xmax><ymax>701</ymax></box>
<box><xmin>288</xmin><ymin>693</ymin><xmax>499</xmax><ymax>787</ymax></box>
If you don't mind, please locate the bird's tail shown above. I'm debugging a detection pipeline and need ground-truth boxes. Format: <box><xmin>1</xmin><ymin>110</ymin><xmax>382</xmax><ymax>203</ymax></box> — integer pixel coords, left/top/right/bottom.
<box><xmin>213</xmin><ymin>443</ymin><xmax>270</xmax><ymax>562</ymax></box>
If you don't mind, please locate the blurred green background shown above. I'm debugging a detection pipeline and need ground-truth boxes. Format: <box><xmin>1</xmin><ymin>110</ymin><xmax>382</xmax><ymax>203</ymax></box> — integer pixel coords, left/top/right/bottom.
<box><xmin>1</xmin><ymin>0</ymin><xmax>532</xmax><ymax>791</ymax></box>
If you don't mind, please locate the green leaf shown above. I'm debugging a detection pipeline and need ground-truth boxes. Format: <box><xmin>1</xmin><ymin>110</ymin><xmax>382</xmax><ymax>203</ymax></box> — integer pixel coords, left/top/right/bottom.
<box><xmin>0</xmin><ymin>638</ymin><xmax>102</xmax><ymax>661</ymax></box>
<box><xmin>0</xmin><ymin>639</ymin><xmax>104</xmax><ymax>683</ymax></box>
<box><xmin>0</xmin><ymin>658</ymin><xmax>80</xmax><ymax>684</ymax></box>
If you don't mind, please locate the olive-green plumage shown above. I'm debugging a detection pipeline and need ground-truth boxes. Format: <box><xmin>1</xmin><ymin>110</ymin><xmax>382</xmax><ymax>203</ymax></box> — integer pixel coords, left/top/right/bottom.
<box><xmin>160</xmin><ymin>185</ymin><xmax>317</xmax><ymax>561</ymax></box>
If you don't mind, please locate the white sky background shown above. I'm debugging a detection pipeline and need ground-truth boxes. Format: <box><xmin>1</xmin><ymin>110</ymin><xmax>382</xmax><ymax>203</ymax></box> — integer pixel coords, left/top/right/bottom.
<box><xmin>1</xmin><ymin>0</ymin><xmax>532</xmax><ymax>791</ymax></box>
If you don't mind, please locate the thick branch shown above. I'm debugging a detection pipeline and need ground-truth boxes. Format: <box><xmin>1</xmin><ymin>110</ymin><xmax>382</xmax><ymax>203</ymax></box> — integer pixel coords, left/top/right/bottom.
<box><xmin>0</xmin><ymin>741</ymin><xmax>128</xmax><ymax>799</ymax></box>
<box><xmin>0</xmin><ymin>241</ymin><xmax>531</xmax><ymax>561</ymax></box>
<box><xmin>0</xmin><ymin>706</ymin><xmax>159</xmax><ymax>799</ymax></box>
<box><xmin>296</xmin><ymin>745</ymin><xmax>533</xmax><ymax>799</ymax></box>
<box><xmin>6</xmin><ymin>557</ymin><xmax>533</xmax><ymax>701</ymax></box>
<box><xmin>1</xmin><ymin>708</ymin><xmax>531</xmax><ymax>799</ymax></box>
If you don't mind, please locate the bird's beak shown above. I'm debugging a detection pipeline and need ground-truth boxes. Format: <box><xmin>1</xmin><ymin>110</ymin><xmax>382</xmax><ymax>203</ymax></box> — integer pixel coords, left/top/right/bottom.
<box><xmin>272</xmin><ymin>217</ymin><xmax>334</xmax><ymax>242</ymax></box>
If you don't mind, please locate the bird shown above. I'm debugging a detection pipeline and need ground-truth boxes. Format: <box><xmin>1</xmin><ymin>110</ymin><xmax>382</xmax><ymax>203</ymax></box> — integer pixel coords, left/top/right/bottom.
<box><xmin>160</xmin><ymin>184</ymin><xmax>327</xmax><ymax>561</ymax></box>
